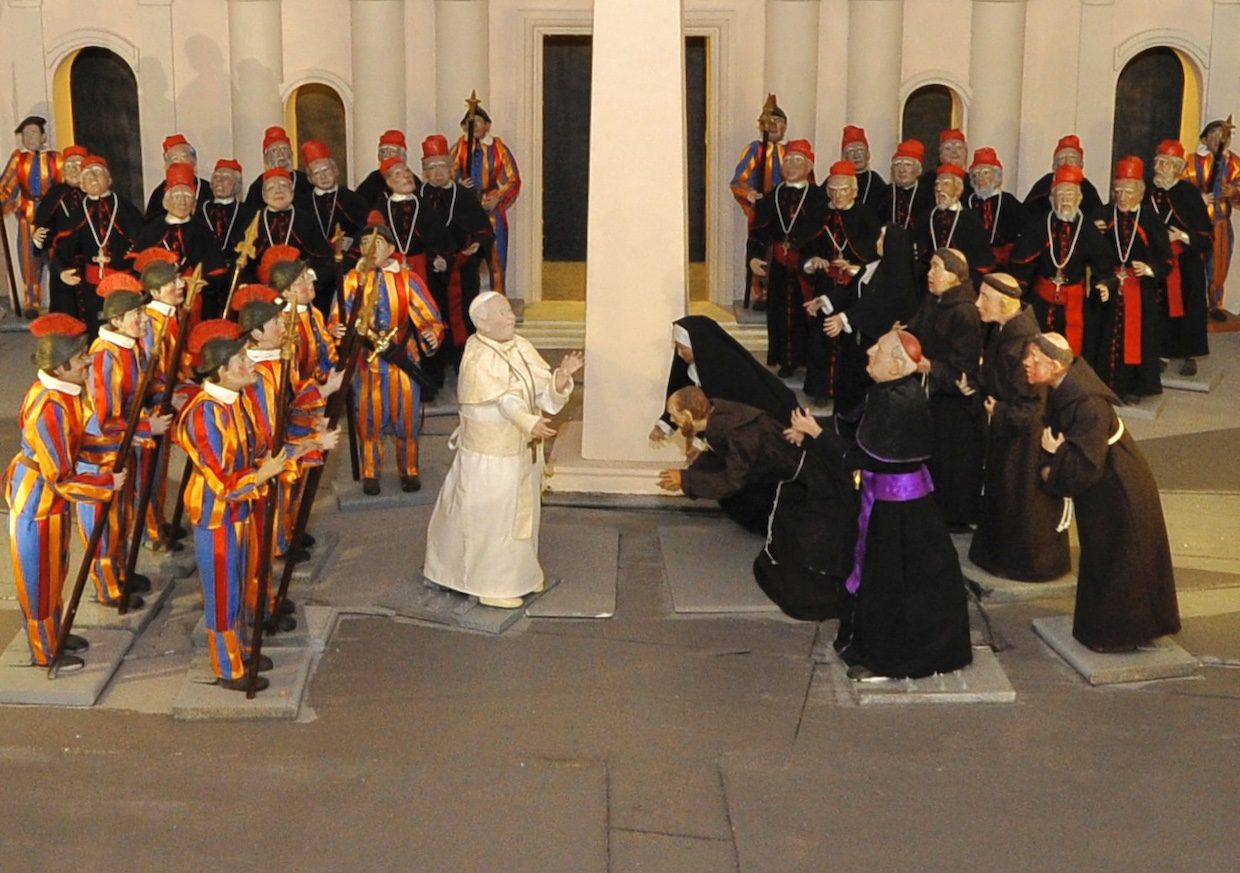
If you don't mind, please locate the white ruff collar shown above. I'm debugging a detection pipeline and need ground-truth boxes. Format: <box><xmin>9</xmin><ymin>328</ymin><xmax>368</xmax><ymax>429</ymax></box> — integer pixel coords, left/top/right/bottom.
<box><xmin>203</xmin><ymin>380</ymin><xmax>239</xmax><ymax>404</ymax></box>
<box><xmin>38</xmin><ymin>369</ymin><xmax>82</xmax><ymax>396</ymax></box>
<box><xmin>99</xmin><ymin>327</ymin><xmax>136</xmax><ymax>349</ymax></box>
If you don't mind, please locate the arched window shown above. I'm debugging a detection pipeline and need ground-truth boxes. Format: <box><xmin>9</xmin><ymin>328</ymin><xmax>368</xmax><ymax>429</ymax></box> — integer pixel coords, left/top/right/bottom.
<box><xmin>902</xmin><ymin>84</ymin><xmax>961</xmax><ymax>164</ymax></box>
<box><xmin>56</xmin><ymin>47</ymin><xmax>143</xmax><ymax>207</ymax></box>
<box><xmin>288</xmin><ymin>83</ymin><xmax>349</xmax><ymax>180</ymax></box>
<box><xmin>1111</xmin><ymin>47</ymin><xmax>1198</xmax><ymax>172</ymax></box>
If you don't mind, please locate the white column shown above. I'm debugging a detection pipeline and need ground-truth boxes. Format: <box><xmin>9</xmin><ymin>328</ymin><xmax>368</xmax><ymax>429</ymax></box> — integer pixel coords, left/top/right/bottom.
<box><xmin>434</xmin><ymin>0</ymin><xmax>490</xmax><ymax>137</ymax></box>
<box><xmin>352</xmin><ymin>0</ymin><xmax>407</xmax><ymax>185</ymax></box>
<box><xmin>550</xmin><ymin>0</ymin><xmax>687</xmax><ymax>491</ymax></box>
<box><xmin>846</xmin><ymin>0</ymin><xmax>903</xmax><ymax>170</ymax></box>
<box><xmin>227</xmin><ymin>0</ymin><xmax>284</xmax><ymax>174</ymax></box>
<box><xmin>1208</xmin><ymin>0</ymin><xmax>1240</xmax><ymax>311</ymax></box>
<box><xmin>968</xmin><ymin>0</ymin><xmax>1027</xmax><ymax>172</ymax></box>
<box><xmin>137</xmin><ymin>0</ymin><xmax>178</xmax><ymax>203</ymax></box>
<box><xmin>1074</xmin><ymin>0</ymin><xmax>1116</xmax><ymax>182</ymax></box>
<box><xmin>764</xmin><ymin>0</ymin><xmax>821</xmax><ymax>142</ymax></box>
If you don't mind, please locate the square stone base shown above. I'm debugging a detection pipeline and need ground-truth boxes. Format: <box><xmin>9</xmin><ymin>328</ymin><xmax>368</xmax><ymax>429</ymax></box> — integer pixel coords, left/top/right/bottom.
<box><xmin>658</xmin><ymin>524</ymin><xmax>779</xmax><ymax>614</ymax></box>
<box><xmin>332</xmin><ymin>463</ymin><xmax>444</xmax><ymax>512</ymax></box>
<box><xmin>1160</xmin><ymin>359</ymin><xmax>1223</xmax><ymax>393</ymax></box>
<box><xmin>0</xmin><ymin>628</ymin><xmax>134</xmax><ymax>706</ymax></box>
<box><xmin>193</xmin><ymin>601</ymin><xmax>312</xmax><ymax>650</ymax></box>
<box><xmin>952</xmin><ymin>534</ymin><xmax>1077</xmax><ymax>604</ymax></box>
<box><xmin>526</xmin><ymin>525</ymin><xmax>619</xmax><ymax>619</ymax></box>
<box><xmin>172</xmin><ymin>647</ymin><xmax>314</xmax><ymax>720</ymax></box>
<box><xmin>378</xmin><ymin>577</ymin><xmax>560</xmax><ymax>635</ymax></box>
<box><xmin>1115</xmin><ymin>393</ymin><xmax>1166</xmax><ymax>421</ymax></box>
<box><xmin>1032</xmin><ymin>614</ymin><xmax>1199</xmax><ymax>685</ymax></box>
<box><xmin>284</xmin><ymin>530</ymin><xmax>341</xmax><ymax>584</ymax></box>
<box><xmin>74</xmin><ymin>577</ymin><xmax>175</xmax><ymax>634</ymax></box>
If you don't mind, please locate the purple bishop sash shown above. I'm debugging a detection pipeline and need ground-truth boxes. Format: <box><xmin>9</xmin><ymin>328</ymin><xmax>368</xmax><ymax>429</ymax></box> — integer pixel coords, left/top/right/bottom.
<box><xmin>844</xmin><ymin>466</ymin><xmax>935</xmax><ymax>594</ymax></box>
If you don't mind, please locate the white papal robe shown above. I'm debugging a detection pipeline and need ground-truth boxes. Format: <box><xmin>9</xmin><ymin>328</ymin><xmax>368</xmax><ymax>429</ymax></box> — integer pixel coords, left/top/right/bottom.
<box><xmin>423</xmin><ymin>333</ymin><xmax>573</xmax><ymax>598</ymax></box>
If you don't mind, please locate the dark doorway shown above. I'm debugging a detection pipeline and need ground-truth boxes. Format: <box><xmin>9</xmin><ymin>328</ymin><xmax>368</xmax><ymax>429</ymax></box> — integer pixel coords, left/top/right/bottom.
<box><xmin>541</xmin><ymin>34</ymin><xmax>708</xmax><ymax>301</ymax></box>
<box><xmin>902</xmin><ymin>84</ymin><xmax>956</xmax><ymax>163</ymax></box>
<box><xmin>293</xmin><ymin>83</ymin><xmax>349</xmax><ymax>180</ymax></box>
<box><xmin>69</xmin><ymin>47</ymin><xmax>143</xmax><ymax>208</ymax></box>
<box><xmin>1112</xmin><ymin>48</ymin><xmax>1184</xmax><ymax>175</ymax></box>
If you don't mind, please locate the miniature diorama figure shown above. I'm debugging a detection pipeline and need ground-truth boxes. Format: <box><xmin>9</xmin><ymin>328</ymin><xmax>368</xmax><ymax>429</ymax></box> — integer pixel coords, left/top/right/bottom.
<box><xmin>423</xmin><ymin>292</ymin><xmax>582</xmax><ymax>608</ymax></box>
<box><xmin>1</xmin><ymin>115</ymin><xmax>61</xmax><ymax>316</ymax></box>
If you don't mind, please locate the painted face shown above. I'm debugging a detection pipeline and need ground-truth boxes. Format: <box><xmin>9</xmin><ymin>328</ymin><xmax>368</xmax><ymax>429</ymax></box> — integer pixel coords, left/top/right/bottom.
<box><xmin>385</xmin><ymin>164</ymin><xmax>417</xmax><ymax>195</ymax></box>
<box><xmin>843</xmin><ymin>142</ymin><xmax>870</xmax><ymax>172</ymax></box>
<box><xmin>478</xmin><ymin>296</ymin><xmax>517</xmax><ymax>342</ymax></box>
<box><xmin>377</xmin><ymin>144</ymin><xmax>404</xmax><ymax>163</ymax></box>
<box><xmin>164</xmin><ymin>144</ymin><xmax>195</xmax><ymax>167</ymax></box>
<box><xmin>891</xmin><ymin>158</ymin><xmax>920</xmax><ymax>187</ymax></box>
<box><xmin>211</xmin><ymin>168</ymin><xmax>241</xmax><ymax>199</ymax></box>
<box><xmin>1052</xmin><ymin>184</ymin><xmax>1083</xmax><ymax>222</ymax></box>
<box><xmin>288</xmin><ymin>268</ymin><xmax>316</xmax><ymax>304</ymax></box>
<box><xmin>939</xmin><ymin>139</ymin><xmax>967</xmax><ymax>167</ymax></box>
<box><xmin>114</xmin><ymin>305</ymin><xmax>148</xmax><ymax>339</ymax></box>
<box><xmin>782</xmin><ymin>153</ymin><xmax>812</xmax><ymax>185</ymax></box>
<box><xmin>970</xmin><ymin>165</ymin><xmax>1001</xmax><ymax>196</ymax></box>
<box><xmin>164</xmin><ymin>186</ymin><xmax>196</xmax><ymax>220</ymax></box>
<box><xmin>262</xmin><ymin>177</ymin><xmax>294</xmax><ymax>211</ymax></box>
<box><xmin>264</xmin><ymin>142</ymin><xmax>293</xmax><ymax>170</ymax></box>
<box><xmin>674</xmin><ymin>342</ymin><xmax>694</xmax><ymax>364</ymax></box>
<box><xmin>154</xmin><ymin>275</ymin><xmax>186</xmax><ymax>306</ymax></box>
<box><xmin>19</xmin><ymin>123</ymin><xmax>45</xmax><ymax>151</ymax></box>
<box><xmin>934</xmin><ymin>174</ymin><xmax>963</xmax><ymax>208</ymax></box>
<box><xmin>252</xmin><ymin>313</ymin><xmax>286</xmax><ymax>349</ymax></box>
<box><xmin>422</xmin><ymin>157</ymin><xmax>454</xmax><ymax>188</ymax></box>
<box><xmin>80</xmin><ymin>166</ymin><xmax>112</xmax><ymax>197</ymax></box>
<box><xmin>1053</xmin><ymin>148</ymin><xmax>1083</xmax><ymax>170</ymax></box>
<box><xmin>826</xmin><ymin>178</ymin><xmax>858</xmax><ymax>210</ymax></box>
<box><xmin>62</xmin><ymin>156</ymin><xmax>85</xmax><ymax>186</ymax></box>
<box><xmin>219</xmin><ymin>347</ymin><xmax>257</xmax><ymax>390</ymax></box>
<box><xmin>56</xmin><ymin>348</ymin><xmax>91</xmax><ymax>385</ymax></box>
<box><xmin>462</xmin><ymin>116</ymin><xmax>492</xmax><ymax>139</ymax></box>
<box><xmin>927</xmin><ymin>255</ymin><xmax>956</xmax><ymax>295</ymax></box>
<box><xmin>975</xmin><ymin>283</ymin><xmax>1007</xmax><ymax>323</ymax></box>
<box><xmin>1113</xmin><ymin>178</ymin><xmax>1144</xmax><ymax>212</ymax></box>
<box><xmin>1152</xmin><ymin>155</ymin><xmax>1184</xmax><ymax>190</ymax></box>
<box><xmin>367</xmin><ymin>235</ymin><xmax>395</xmax><ymax>264</ymax></box>
<box><xmin>1203</xmin><ymin>127</ymin><xmax>1225</xmax><ymax>151</ymax></box>
<box><xmin>308</xmin><ymin>158</ymin><xmax>338</xmax><ymax>191</ymax></box>
<box><xmin>865</xmin><ymin>332</ymin><xmax>908</xmax><ymax>383</ymax></box>
<box><xmin>764</xmin><ymin>117</ymin><xmax>787</xmax><ymax>143</ymax></box>
<box><xmin>1022</xmin><ymin>342</ymin><xmax>1062</xmax><ymax>386</ymax></box>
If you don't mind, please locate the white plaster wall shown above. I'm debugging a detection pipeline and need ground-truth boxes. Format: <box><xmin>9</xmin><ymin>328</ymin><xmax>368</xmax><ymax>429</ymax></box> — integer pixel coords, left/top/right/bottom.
<box><xmin>901</xmin><ymin>0</ymin><xmax>973</xmax><ymax>125</ymax></box>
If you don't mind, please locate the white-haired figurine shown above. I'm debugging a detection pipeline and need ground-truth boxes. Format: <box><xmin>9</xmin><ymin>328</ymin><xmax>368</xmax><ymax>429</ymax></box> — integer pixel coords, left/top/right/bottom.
<box><xmin>423</xmin><ymin>292</ymin><xmax>583</xmax><ymax>608</ymax></box>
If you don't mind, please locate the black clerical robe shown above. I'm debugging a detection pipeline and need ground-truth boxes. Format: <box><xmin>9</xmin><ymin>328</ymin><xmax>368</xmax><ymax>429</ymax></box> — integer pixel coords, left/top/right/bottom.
<box><xmin>878</xmin><ymin>181</ymin><xmax>934</xmax><ymax>240</ymax></box>
<box><xmin>423</xmin><ymin>181</ymin><xmax>495</xmax><ymax>350</ymax></box>
<box><xmin>34</xmin><ymin>182</ymin><xmax>85</xmax><ymax>316</ymax></box>
<box><xmin>131</xmin><ymin>216</ymin><xmax>229</xmax><ymax>316</ymax></box>
<box><xmin>1090</xmin><ymin>203</ymin><xmax>1173</xmax><ymax>397</ymax></box>
<box><xmin>1041</xmin><ymin>358</ymin><xmax>1179</xmax><ymax>649</ymax></box>
<box><xmin>1149</xmin><ymin>180</ymin><xmax>1212</xmax><ymax>359</ymax></box>
<box><xmin>50</xmin><ymin>192</ymin><xmax>142</xmax><ymax>328</ymax></box>
<box><xmin>919</xmin><ymin>205</ymin><xmax>994</xmax><ymax>284</ymax></box>
<box><xmin>907</xmin><ymin>283</ymin><xmax>985</xmax><ymax>526</ymax></box>
<box><xmin>746</xmin><ymin>181</ymin><xmax>829</xmax><ymax>371</ymax></box>
<box><xmin>967</xmin><ymin>190</ymin><xmax>1029</xmax><ymax>268</ymax></box>
<box><xmin>968</xmin><ymin>307</ymin><xmax>1071</xmax><ymax>581</ymax></box>
<box><xmin>244</xmin><ymin>168</ymin><xmax>313</xmax><ymax>211</ymax></box>
<box><xmin>144</xmin><ymin>176</ymin><xmax>212</xmax><ymax>221</ymax></box>
<box><xmin>826</xmin><ymin>374</ymin><xmax>973</xmax><ymax>679</ymax></box>
<box><xmin>1023</xmin><ymin>173</ymin><xmax>1104</xmax><ymax>221</ymax></box>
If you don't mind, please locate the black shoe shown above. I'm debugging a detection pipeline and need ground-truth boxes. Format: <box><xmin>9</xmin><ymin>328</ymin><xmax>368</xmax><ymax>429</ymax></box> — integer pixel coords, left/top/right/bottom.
<box><xmin>50</xmin><ymin>654</ymin><xmax>85</xmax><ymax>673</ymax></box>
<box><xmin>751</xmin><ymin>301</ymin><xmax>767</xmax><ymax>313</ymax></box>
<box><xmin>114</xmin><ymin>593</ymin><xmax>145</xmax><ymax>611</ymax></box>
<box><xmin>243</xmin><ymin>654</ymin><xmax>274</xmax><ymax>673</ymax></box>
<box><xmin>1179</xmin><ymin>358</ymin><xmax>1198</xmax><ymax>377</ymax></box>
<box><xmin>218</xmin><ymin>675</ymin><xmax>269</xmax><ymax>692</ymax></box>
<box><xmin>400</xmin><ymin>475</ymin><xmax>421</xmax><ymax>493</ymax></box>
<box><xmin>151</xmin><ymin>538</ymin><xmax>184</xmax><ymax>553</ymax></box>
<box><xmin>279</xmin><ymin>598</ymin><xmax>296</xmax><ymax>615</ymax></box>
<box><xmin>128</xmin><ymin>573</ymin><xmax>152</xmax><ymax>593</ymax></box>
<box><xmin>777</xmin><ymin>366</ymin><xmax>796</xmax><ymax>378</ymax></box>
<box><xmin>161</xmin><ymin>522</ymin><xmax>189</xmax><ymax>542</ymax></box>
<box><xmin>1210</xmin><ymin>307</ymin><xmax>1227</xmax><ymax>322</ymax></box>
<box><xmin>298</xmin><ymin>532</ymin><xmax>316</xmax><ymax>549</ymax></box>
<box><xmin>63</xmin><ymin>633</ymin><xmax>90</xmax><ymax>653</ymax></box>
<box><xmin>23</xmin><ymin>307</ymin><xmax>39</xmax><ymax>320</ymax></box>
<box><xmin>362</xmin><ymin>478</ymin><xmax>381</xmax><ymax>495</ymax></box>
<box><xmin>264</xmin><ymin>613</ymin><xmax>297</xmax><ymax>635</ymax></box>
<box><xmin>279</xmin><ymin>547</ymin><xmax>311</xmax><ymax>563</ymax></box>
<box><xmin>422</xmin><ymin>387</ymin><xmax>438</xmax><ymax>404</ymax></box>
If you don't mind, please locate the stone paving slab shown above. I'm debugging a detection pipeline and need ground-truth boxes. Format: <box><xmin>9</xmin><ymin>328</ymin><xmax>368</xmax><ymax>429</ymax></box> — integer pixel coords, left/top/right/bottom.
<box><xmin>1032</xmin><ymin>614</ymin><xmax>1199</xmax><ymax>685</ymax></box>
<box><xmin>1161</xmin><ymin>360</ymin><xmax>1223</xmax><ymax>393</ymax></box>
<box><xmin>137</xmin><ymin>546</ymin><xmax>198</xmax><ymax>579</ymax></box>
<box><xmin>951</xmin><ymin>533</ymin><xmax>1077</xmax><ymax>603</ymax></box>
<box><xmin>331</xmin><ymin>462</ymin><xmax>445</xmax><ymax>511</ymax></box>
<box><xmin>609</xmin><ymin>760</ymin><xmax>732</xmax><ymax>841</ymax></box>
<box><xmin>0</xmin><ymin>628</ymin><xmax>133</xmax><ymax>706</ymax></box>
<box><xmin>526</xmin><ymin>525</ymin><xmax>619</xmax><ymax>618</ymax></box>
<box><xmin>74</xmin><ymin>577</ymin><xmax>175</xmax><ymax>634</ymax></box>
<box><xmin>172</xmin><ymin>647</ymin><xmax>314</xmax><ymax>720</ymax></box>
<box><xmin>285</xmin><ymin>530</ymin><xmax>341</xmax><ymax>583</ymax></box>
<box><xmin>378</xmin><ymin>577</ymin><xmax>560</xmax><ymax>634</ymax></box>
<box><xmin>609</xmin><ymin>829</ymin><xmax>736</xmax><ymax>873</ymax></box>
<box><xmin>658</xmin><ymin>523</ymin><xmax>779</xmax><ymax>614</ymax></box>
<box><xmin>1115</xmin><ymin>393</ymin><xmax>1166</xmax><ymax>421</ymax></box>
